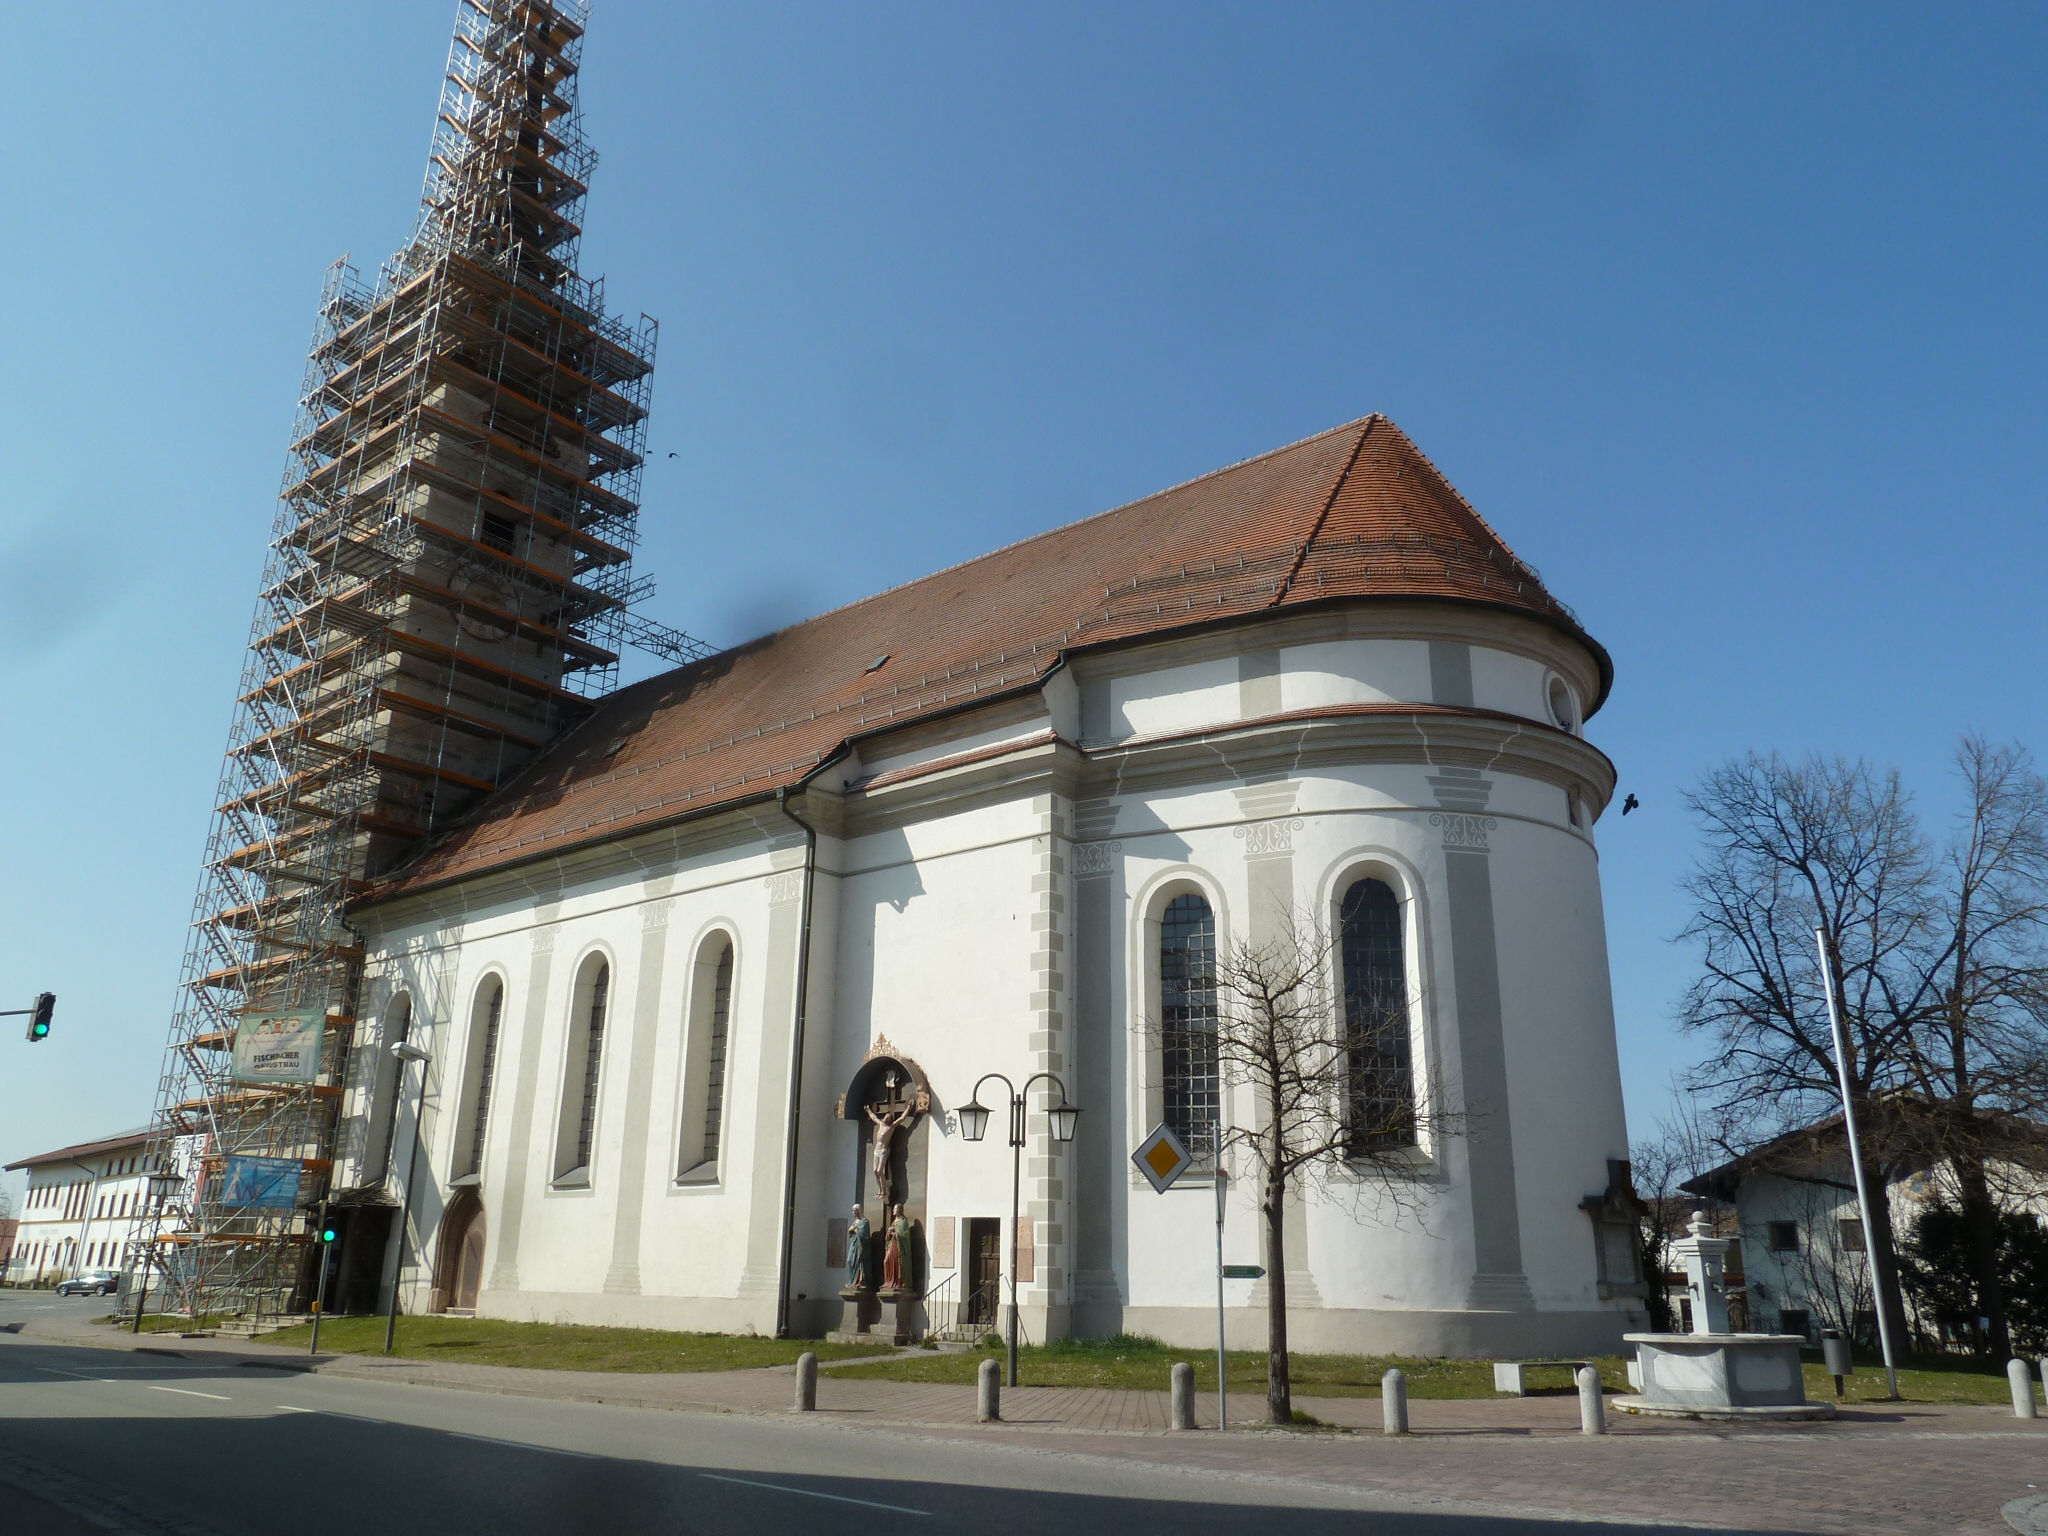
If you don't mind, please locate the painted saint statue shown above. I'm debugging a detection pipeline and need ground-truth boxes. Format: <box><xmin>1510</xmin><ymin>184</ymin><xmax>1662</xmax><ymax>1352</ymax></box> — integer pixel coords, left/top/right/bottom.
<box><xmin>881</xmin><ymin>1204</ymin><xmax>913</xmax><ymax>1292</ymax></box>
<box><xmin>844</xmin><ymin>1205</ymin><xmax>872</xmax><ymax>1292</ymax></box>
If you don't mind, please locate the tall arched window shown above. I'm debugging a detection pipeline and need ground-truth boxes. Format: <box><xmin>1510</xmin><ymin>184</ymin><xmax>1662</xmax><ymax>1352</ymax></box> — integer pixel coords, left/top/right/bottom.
<box><xmin>1161</xmin><ymin>893</ymin><xmax>1219</xmax><ymax>1160</ymax></box>
<box><xmin>678</xmin><ymin>937</ymin><xmax>735</xmax><ymax>1180</ymax></box>
<box><xmin>1340</xmin><ymin>877</ymin><xmax>1415</xmax><ymax>1151</ymax></box>
<box><xmin>554</xmin><ymin>959</ymin><xmax>610</xmax><ymax>1182</ymax></box>
<box><xmin>455</xmin><ymin>979</ymin><xmax>505</xmax><ymax>1179</ymax></box>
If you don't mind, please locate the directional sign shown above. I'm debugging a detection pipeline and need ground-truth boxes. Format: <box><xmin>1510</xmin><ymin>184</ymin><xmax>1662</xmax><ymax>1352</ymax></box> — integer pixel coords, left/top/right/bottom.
<box><xmin>1221</xmin><ymin>1264</ymin><xmax>1265</xmax><ymax>1280</ymax></box>
<box><xmin>1131</xmin><ymin>1123</ymin><xmax>1193</xmax><ymax>1193</ymax></box>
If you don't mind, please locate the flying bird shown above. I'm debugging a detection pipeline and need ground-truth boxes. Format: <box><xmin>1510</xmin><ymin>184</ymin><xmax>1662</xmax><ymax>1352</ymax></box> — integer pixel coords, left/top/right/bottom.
<box><xmin>667</xmin><ymin>451</ymin><xmax>678</xmax><ymax>458</ymax></box>
<box><xmin>1621</xmin><ymin>793</ymin><xmax>1640</xmax><ymax>815</ymax></box>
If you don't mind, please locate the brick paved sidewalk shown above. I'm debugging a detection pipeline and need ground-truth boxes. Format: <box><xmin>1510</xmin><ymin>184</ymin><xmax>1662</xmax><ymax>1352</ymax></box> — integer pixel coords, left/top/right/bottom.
<box><xmin>24</xmin><ymin>1311</ymin><xmax>2048</xmax><ymax>1533</ymax></box>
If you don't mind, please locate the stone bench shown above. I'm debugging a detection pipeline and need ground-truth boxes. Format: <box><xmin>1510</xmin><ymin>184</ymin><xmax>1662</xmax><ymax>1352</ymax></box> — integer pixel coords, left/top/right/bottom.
<box><xmin>1493</xmin><ymin>1359</ymin><xmax>1593</xmax><ymax>1396</ymax></box>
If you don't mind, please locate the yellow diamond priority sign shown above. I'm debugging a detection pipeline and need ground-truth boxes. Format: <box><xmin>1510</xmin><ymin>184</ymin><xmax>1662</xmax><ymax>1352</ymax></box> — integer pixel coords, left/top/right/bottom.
<box><xmin>1132</xmin><ymin>1122</ymin><xmax>1193</xmax><ymax>1194</ymax></box>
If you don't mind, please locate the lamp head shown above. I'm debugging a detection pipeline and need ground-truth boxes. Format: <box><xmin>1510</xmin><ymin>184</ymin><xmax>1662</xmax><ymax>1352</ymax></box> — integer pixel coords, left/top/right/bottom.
<box><xmin>957</xmin><ymin>1099</ymin><xmax>991</xmax><ymax>1143</ymax></box>
<box><xmin>1048</xmin><ymin>1100</ymin><xmax>1081</xmax><ymax>1144</ymax></box>
<box><xmin>392</xmin><ymin>1042</ymin><xmax>431</xmax><ymax>1064</ymax></box>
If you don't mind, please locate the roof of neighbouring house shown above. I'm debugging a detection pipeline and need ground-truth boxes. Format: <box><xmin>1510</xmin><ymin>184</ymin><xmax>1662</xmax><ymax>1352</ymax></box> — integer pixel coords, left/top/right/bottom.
<box><xmin>5</xmin><ymin>1126</ymin><xmax>155</xmax><ymax>1173</ymax></box>
<box><xmin>370</xmin><ymin>414</ymin><xmax>1608</xmax><ymax>900</ymax></box>
<box><xmin>1681</xmin><ymin>1101</ymin><xmax>2048</xmax><ymax>1201</ymax></box>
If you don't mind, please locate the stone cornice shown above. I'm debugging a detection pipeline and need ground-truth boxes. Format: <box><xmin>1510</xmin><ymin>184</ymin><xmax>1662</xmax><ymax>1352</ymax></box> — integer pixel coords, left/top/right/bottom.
<box><xmin>1085</xmin><ymin>702</ymin><xmax>1616</xmax><ymax>807</ymax></box>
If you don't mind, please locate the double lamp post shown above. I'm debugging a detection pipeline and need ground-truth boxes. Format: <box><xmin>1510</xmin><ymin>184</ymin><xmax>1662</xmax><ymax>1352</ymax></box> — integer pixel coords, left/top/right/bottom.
<box><xmin>956</xmin><ymin>1072</ymin><xmax>1079</xmax><ymax>1388</ymax></box>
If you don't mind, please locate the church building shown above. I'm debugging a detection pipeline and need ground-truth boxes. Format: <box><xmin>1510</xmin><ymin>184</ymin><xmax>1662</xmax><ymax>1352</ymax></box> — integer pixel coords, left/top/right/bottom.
<box><xmin>334</xmin><ymin>414</ymin><xmax>1645</xmax><ymax>1356</ymax></box>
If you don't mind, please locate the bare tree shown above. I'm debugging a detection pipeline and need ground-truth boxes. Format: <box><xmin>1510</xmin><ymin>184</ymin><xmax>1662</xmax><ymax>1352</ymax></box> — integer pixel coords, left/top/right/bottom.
<box><xmin>1630</xmin><ymin>1097</ymin><xmax>1719</xmax><ymax>1332</ymax></box>
<box><xmin>1154</xmin><ymin>913</ymin><xmax>1460</xmax><ymax>1425</ymax></box>
<box><xmin>1677</xmin><ymin>752</ymin><xmax>1929</xmax><ymax>1351</ymax></box>
<box><xmin>1892</xmin><ymin>737</ymin><xmax>2048</xmax><ymax>1358</ymax></box>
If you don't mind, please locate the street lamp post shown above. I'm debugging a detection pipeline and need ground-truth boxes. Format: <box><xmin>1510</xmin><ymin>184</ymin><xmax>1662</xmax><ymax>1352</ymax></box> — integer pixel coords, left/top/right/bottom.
<box><xmin>383</xmin><ymin>1041</ymin><xmax>433</xmax><ymax>1356</ymax></box>
<box><xmin>957</xmin><ymin>1072</ymin><xmax>1080</xmax><ymax>1388</ymax></box>
<box><xmin>129</xmin><ymin>1167</ymin><xmax>184</xmax><ymax>1335</ymax></box>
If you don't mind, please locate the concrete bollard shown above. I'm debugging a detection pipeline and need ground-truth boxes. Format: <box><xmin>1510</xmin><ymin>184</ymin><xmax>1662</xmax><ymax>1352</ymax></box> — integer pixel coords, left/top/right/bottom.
<box><xmin>978</xmin><ymin>1356</ymin><xmax>1001</xmax><ymax>1423</ymax></box>
<box><xmin>1171</xmin><ymin>1362</ymin><xmax>1196</xmax><ymax>1431</ymax></box>
<box><xmin>2038</xmin><ymin>1358</ymin><xmax>2048</xmax><ymax>1403</ymax></box>
<box><xmin>1577</xmin><ymin>1365</ymin><xmax>1607</xmax><ymax>1435</ymax></box>
<box><xmin>1381</xmin><ymin>1368</ymin><xmax>1408</xmax><ymax>1435</ymax></box>
<box><xmin>793</xmin><ymin>1351</ymin><xmax>817</xmax><ymax>1412</ymax></box>
<box><xmin>2010</xmin><ymin>1358</ymin><xmax>2037</xmax><ymax>1419</ymax></box>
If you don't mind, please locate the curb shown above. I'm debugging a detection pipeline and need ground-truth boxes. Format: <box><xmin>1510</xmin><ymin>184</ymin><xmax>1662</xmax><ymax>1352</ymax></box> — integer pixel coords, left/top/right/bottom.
<box><xmin>2006</xmin><ymin>1492</ymin><xmax>2048</xmax><ymax>1535</ymax></box>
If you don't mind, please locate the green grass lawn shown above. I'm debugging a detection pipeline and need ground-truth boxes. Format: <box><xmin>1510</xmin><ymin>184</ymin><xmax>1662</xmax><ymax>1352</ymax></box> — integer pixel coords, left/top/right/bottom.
<box><xmin>252</xmin><ymin>1315</ymin><xmax>894</xmax><ymax>1373</ymax></box>
<box><xmin>829</xmin><ymin>1333</ymin><xmax>1631</xmax><ymax>1397</ymax></box>
<box><xmin>100</xmin><ymin>1308</ymin><xmax>2028</xmax><ymax>1405</ymax></box>
<box><xmin>1799</xmin><ymin>1353</ymin><xmax>2021</xmax><ymax>1406</ymax></box>
<box><xmin>832</xmin><ymin>1333</ymin><xmax>2030</xmax><ymax>1405</ymax></box>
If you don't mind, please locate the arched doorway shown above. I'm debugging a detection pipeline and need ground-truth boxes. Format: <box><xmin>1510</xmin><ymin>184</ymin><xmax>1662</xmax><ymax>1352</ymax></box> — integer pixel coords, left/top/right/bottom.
<box><xmin>433</xmin><ymin>1189</ymin><xmax>486</xmax><ymax>1314</ymax></box>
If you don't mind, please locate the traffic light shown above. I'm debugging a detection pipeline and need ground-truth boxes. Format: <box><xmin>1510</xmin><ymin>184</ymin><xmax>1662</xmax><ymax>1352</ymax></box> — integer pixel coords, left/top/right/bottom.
<box><xmin>321</xmin><ymin>1225</ymin><xmax>337</xmax><ymax>1244</ymax></box>
<box><xmin>25</xmin><ymin>992</ymin><xmax>53</xmax><ymax>1042</ymax></box>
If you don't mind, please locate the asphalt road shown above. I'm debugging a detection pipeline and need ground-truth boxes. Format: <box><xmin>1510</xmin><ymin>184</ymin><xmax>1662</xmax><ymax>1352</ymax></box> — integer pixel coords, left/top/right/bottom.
<box><xmin>0</xmin><ymin>1293</ymin><xmax>1770</xmax><ymax>1536</ymax></box>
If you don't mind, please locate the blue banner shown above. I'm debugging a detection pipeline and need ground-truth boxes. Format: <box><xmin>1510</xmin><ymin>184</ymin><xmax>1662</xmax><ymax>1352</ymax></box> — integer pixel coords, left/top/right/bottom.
<box><xmin>221</xmin><ymin>1156</ymin><xmax>302</xmax><ymax>1211</ymax></box>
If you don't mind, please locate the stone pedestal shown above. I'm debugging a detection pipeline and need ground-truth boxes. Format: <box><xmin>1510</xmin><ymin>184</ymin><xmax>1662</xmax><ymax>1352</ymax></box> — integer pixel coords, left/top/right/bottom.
<box><xmin>879</xmin><ymin>1287</ymin><xmax>924</xmax><ymax>1345</ymax></box>
<box><xmin>1616</xmin><ymin>1333</ymin><xmax>1831</xmax><ymax>1420</ymax></box>
<box><xmin>827</xmin><ymin>1286</ymin><xmax>880</xmax><ymax>1345</ymax></box>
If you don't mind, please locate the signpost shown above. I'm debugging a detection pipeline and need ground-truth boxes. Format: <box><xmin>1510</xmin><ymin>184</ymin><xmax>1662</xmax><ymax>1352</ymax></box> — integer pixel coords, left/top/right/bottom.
<box><xmin>1132</xmin><ymin>1124</ymin><xmax>1239</xmax><ymax>1431</ymax></box>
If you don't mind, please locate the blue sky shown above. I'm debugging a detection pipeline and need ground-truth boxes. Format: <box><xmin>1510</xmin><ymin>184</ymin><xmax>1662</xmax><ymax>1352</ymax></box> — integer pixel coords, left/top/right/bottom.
<box><xmin>3</xmin><ymin>2</ymin><xmax>2045</xmax><ymax>1191</ymax></box>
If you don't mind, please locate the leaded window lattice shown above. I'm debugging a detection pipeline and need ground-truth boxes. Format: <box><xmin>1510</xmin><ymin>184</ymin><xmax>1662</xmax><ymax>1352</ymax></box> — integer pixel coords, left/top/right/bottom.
<box><xmin>699</xmin><ymin>944</ymin><xmax>733</xmax><ymax>1167</ymax></box>
<box><xmin>574</xmin><ymin>965</ymin><xmax>609</xmax><ymax>1172</ymax></box>
<box><xmin>467</xmin><ymin>982</ymin><xmax>504</xmax><ymax>1177</ymax></box>
<box><xmin>1341</xmin><ymin>878</ymin><xmax>1415</xmax><ymax>1151</ymax></box>
<box><xmin>1161</xmin><ymin>893</ymin><xmax>1220</xmax><ymax>1161</ymax></box>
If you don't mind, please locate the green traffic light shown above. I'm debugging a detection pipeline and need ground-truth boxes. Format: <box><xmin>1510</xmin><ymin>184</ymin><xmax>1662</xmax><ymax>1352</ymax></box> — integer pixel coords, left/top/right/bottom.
<box><xmin>31</xmin><ymin>1022</ymin><xmax>48</xmax><ymax>1039</ymax></box>
<box><xmin>322</xmin><ymin>1229</ymin><xmax>336</xmax><ymax>1243</ymax></box>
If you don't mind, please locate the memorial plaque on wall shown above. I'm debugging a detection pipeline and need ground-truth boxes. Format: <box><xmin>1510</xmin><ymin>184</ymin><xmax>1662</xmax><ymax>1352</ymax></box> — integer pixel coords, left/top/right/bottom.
<box><xmin>933</xmin><ymin>1216</ymin><xmax>955</xmax><ymax>1270</ymax></box>
<box><xmin>1015</xmin><ymin>1218</ymin><xmax>1035</xmax><ymax>1283</ymax></box>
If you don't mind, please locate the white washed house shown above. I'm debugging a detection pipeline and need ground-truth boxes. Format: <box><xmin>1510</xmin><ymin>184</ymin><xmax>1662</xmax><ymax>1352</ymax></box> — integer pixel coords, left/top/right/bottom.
<box><xmin>5</xmin><ymin>1128</ymin><xmax>156</xmax><ymax>1286</ymax></box>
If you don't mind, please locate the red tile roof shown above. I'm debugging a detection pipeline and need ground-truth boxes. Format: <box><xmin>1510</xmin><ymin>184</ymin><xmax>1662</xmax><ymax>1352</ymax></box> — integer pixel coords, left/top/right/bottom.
<box><xmin>371</xmin><ymin>415</ymin><xmax>1607</xmax><ymax>899</ymax></box>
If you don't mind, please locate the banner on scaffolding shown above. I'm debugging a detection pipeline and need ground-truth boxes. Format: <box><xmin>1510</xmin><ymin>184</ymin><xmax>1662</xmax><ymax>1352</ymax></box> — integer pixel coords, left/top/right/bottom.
<box><xmin>231</xmin><ymin>1007</ymin><xmax>325</xmax><ymax>1085</ymax></box>
<box><xmin>221</xmin><ymin>1156</ymin><xmax>303</xmax><ymax>1211</ymax></box>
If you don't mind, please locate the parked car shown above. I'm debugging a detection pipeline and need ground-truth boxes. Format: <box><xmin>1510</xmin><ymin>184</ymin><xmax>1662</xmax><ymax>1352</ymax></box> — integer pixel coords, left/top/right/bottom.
<box><xmin>55</xmin><ymin>1270</ymin><xmax>121</xmax><ymax>1297</ymax></box>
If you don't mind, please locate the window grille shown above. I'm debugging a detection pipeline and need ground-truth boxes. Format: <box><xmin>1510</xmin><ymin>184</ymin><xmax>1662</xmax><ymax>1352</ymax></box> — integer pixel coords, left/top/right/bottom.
<box><xmin>1161</xmin><ymin>893</ymin><xmax>1219</xmax><ymax>1160</ymax></box>
<box><xmin>1340</xmin><ymin>878</ymin><xmax>1415</xmax><ymax>1151</ymax></box>
<box><xmin>574</xmin><ymin>966</ymin><xmax>610</xmax><ymax>1172</ymax></box>
<box><xmin>699</xmin><ymin>944</ymin><xmax>733</xmax><ymax>1168</ymax></box>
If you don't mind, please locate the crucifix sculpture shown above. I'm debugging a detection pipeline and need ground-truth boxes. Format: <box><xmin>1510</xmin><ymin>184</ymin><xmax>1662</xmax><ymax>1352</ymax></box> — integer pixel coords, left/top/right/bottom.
<box><xmin>864</xmin><ymin>1087</ymin><xmax>918</xmax><ymax>1206</ymax></box>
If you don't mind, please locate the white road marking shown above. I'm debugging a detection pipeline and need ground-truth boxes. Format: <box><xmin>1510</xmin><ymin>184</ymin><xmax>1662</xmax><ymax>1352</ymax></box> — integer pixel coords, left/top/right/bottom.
<box><xmin>699</xmin><ymin>1473</ymin><xmax>933</xmax><ymax>1516</ymax></box>
<box><xmin>145</xmin><ymin>1385</ymin><xmax>232</xmax><ymax>1401</ymax></box>
<box><xmin>277</xmin><ymin>1405</ymin><xmax>318</xmax><ymax>1413</ymax></box>
<box><xmin>34</xmin><ymin>1367</ymin><xmax>116</xmax><ymax>1383</ymax></box>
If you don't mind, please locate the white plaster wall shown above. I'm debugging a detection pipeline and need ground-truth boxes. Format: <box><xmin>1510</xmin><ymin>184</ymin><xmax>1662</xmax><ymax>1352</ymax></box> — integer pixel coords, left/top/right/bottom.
<box><xmin>1107</xmin><ymin>640</ymin><xmax>1581</xmax><ymax>745</ymax></box>
<box><xmin>1112</xmin><ymin>655</ymin><xmax>1238</xmax><ymax>740</ymax></box>
<box><xmin>1279</xmin><ymin>639</ymin><xmax>1432</xmax><ymax>711</ymax></box>
<box><xmin>1482</xmin><ymin>814</ymin><xmax>1629</xmax><ymax>1307</ymax></box>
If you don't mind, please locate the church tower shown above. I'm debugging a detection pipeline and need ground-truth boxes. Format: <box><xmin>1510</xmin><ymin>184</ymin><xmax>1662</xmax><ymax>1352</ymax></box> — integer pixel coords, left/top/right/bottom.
<box><xmin>142</xmin><ymin>0</ymin><xmax>699</xmax><ymax>1317</ymax></box>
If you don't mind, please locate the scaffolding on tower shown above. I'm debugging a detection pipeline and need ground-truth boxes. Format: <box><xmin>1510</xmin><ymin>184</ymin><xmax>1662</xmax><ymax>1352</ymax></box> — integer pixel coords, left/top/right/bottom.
<box><xmin>139</xmin><ymin>0</ymin><xmax>706</xmax><ymax>1322</ymax></box>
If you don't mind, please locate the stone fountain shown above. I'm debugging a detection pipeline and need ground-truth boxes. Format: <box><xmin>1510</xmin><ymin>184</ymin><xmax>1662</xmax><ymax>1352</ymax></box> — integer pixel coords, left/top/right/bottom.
<box><xmin>1616</xmin><ymin>1211</ymin><xmax>1833</xmax><ymax>1420</ymax></box>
